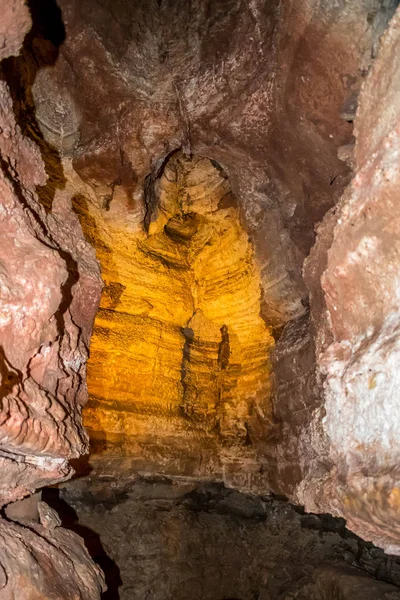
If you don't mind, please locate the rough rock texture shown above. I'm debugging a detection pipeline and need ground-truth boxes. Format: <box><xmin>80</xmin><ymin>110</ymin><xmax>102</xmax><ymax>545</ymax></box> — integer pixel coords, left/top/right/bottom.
<box><xmin>55</xmin><ymin>476</ymin><xmax>400</xmax><ymax>600</ymax></box>
<box><xmin>0</xmin><ymin>1</ymin><xmax>104</xmax><ymax>597</ymax></box>
<box><xmin>5</xmin><ymin>0</ymin><xmax>400</xmax><ymax>565</ymax></box>
<box><xmin>0</xmin><ymin>511</ymin><xmax>104</xmax><ymax>599</ymax></box>
<box><xmin>31</xmin><ymin>0</ymin><xmax>397</xmax><ymax>329</ymax></box>
<box><xmin>82</xmin><ymin>152</ymin><xmax>274</xmax><ymax>479</ymax></box>
<box><xmin>0</xmin><ymin>0</ymin><xmax>31</xmax><ymax>61</ymax></box>
<box><xmin>0</xmin><ymin>3</ymin><xmax>102</xmax><ymax>507</ymax></box>
<box><xmin>23</xmin><ymin>0</ymin><xmax>396</xmax><ymax>493</ymax></box>
<box><xmin>272</xmin><ymin>6</ymin><xmax>400</xmax><ymax>554</ymax></box>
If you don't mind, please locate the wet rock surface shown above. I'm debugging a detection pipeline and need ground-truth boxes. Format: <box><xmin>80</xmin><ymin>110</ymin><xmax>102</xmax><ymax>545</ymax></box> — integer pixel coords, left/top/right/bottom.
<box><xmin>53</xmin><ymin>477</ymin><xmax>400</xmax><ymax>600</ymax></box>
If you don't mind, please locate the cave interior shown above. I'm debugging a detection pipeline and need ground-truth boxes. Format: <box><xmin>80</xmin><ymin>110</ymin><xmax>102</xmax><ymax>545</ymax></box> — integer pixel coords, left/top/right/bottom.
<box><xmin>1</xmin><ymin>0</ymin><xmax>400</xmax><ymax>598</ymax></box>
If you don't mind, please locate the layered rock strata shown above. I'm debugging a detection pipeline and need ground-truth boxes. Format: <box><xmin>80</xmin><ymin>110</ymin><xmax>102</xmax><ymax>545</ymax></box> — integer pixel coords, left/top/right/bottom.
<box><xmin>82</xmin><ymin>152</ymin><xmax>274</xmax><ymax>477</ymax></box>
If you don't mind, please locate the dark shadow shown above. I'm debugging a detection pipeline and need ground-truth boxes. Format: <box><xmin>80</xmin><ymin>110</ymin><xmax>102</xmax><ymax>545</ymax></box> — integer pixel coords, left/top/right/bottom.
<box><xmin>0</xmin><ymin>346</ymin><xmax>22</xmax><ymax>397</ymax></box>
<box><xmin>42</xmin><ymin>488</ymin><xmax>122</xmax><ymax>599</ymax></box>
<box><xmin>1</xmin><ymin>0</ymin><xmax>67</xmax><ymax>213</ymax></box>
<box><xmin>69</xmin><ymin>454</ymin><xmax>94</xmax><ymax>479</ymax></box>
<box><xmin>143</xmin><ymin>148</ymin><xmax>182</xmax><ymax>232</ymax></box>
<box><xmin>179</xmin><ymin>326</ymin><xmax>194</xmax><ymax>405</ymax></box>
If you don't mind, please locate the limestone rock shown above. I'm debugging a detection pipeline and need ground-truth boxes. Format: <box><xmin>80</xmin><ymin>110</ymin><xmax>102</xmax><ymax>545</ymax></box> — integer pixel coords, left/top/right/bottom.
<box><xmin>0</xmin><ymin>0</ymin><xmax>102</xmax><ymax>504</ymax></box>
<box><xmin>0</xmin><ymin>517</ymin><xmax>105</xmax><ymax>599</ymax></box>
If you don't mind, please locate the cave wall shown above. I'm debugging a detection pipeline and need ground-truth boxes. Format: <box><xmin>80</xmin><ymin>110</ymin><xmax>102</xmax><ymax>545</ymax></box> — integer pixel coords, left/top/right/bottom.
<box><xmin>24</xmin><ymin>0</ymin><xmax>400</xmax><ymax>546</ymax></box>
<box><xmin>82</xmin><ymin>152</ymin><xmax>275</xmax><ymax>478</ymax></box>
<box><xmin>28</xmin><ymin>0</ymin><xmax>396</xmax><ymax>326</ymax></box>
<box><xmin>0</xmin><ymin>0</ymin><xmax>103</xmax><ymax>506</ymax></box>
<box><xmin>273</xmin><ymin>6</ymin><xmax>400</xmax><ymax>554</ymax></box>
<box><xmin>0</xmin><ymin>1</ymin><xmax>104</xmax><ymax>596</ymax></box>
<box><xmin>25</xmin><ymin>0</ymin><xmax>397</xmax><ymax>474</ymax></box>
<box><xmin>2</xmin><ymin>0</ymin><xmax>400</xmax><ymax>571</ymax></box>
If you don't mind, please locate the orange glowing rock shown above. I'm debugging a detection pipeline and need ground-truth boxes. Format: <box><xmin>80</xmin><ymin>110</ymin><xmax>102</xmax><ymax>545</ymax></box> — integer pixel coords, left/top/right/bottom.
<box><xmin>81</xmin><ymin>152</ymin><xmax>275</xmax><ymax>475</ymax></box>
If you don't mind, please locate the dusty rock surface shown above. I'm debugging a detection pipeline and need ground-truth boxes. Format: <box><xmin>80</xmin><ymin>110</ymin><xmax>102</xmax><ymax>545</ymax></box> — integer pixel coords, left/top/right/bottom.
<box><xmin>3</xmin><ymin>0</ymin><xmax>400</xmax><ymax>579</ymax></box>
<box><xmin>55</xmin><ymin>476</ymin><xmax>400</xmax><ymax>600</ymax></box>
<box><xmin>272</xmin><ymin>6</ymin><xmax>400</xmax><ymax>554</ymax></box>
<box><xmin>0</xmin><ymin>0</ymin><xmax>104</xmax><ymax>597</ymax></box>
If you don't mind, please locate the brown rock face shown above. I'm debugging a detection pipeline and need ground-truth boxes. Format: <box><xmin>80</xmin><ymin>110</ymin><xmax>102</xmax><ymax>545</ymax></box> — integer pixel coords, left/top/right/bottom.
<box><xmin>274</xmin><ymin>7</ymin><xmax>400</xmax><ymax>554</ymax></box>
<box><xmin>34</xmin><ymin>0</ymin><xmax>391</xmax><ymax>329</ymax></box>
<box><xmin>22</xmin><ymin>0</ymin><xmax>400</xmax><ymax>553</ymax></box>
<box><xmin>3</xmin><ymin>0</ymin><xmax>400</xmax><ymax>591</ymax></box>
<box><xmin>0</xmin><ymin>0</ymin><xmax>104</xmax><ymax>597</ymax></box>
<box><xmin>0</xmin><ymin>179</ymin><xmax>96</xmax><ymax>501</ymax></box>
<box><xmin>0</xmin><ymin>0</ymin><xmax>102</xmax><ymax>510</ymax></box>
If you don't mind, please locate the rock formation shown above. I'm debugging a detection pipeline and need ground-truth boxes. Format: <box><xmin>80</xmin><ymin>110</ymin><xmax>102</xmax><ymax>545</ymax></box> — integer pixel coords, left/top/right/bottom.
<box><xmin>2</xmin><ymin>0</ymin><xmax>400</xmax><ymax>596</ymax></box>
<box><xmin>83</xmin><ymin>152</ymin><xmax>274</xmax><ymax>477</ymax></box>
<box><xmin>0</xmin><ymin>0</ymin><xmax>104</xmax><ymax>596</ymax></box>
<box><xmin>31</xmin><ymin>0</ymin><xmax>399</xmax><ymax>553</ymax></box>
<box><xmin>272</xmin><ymin>6</ymin><xmax>400</xmax><ymax>554</ymax></box>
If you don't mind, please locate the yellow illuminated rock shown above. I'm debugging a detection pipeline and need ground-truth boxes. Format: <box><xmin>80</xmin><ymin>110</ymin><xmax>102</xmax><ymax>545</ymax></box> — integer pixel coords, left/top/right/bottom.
<box><xmin>77</xmin><ymin>152</ymin><xmax>275</xmax><ymax>475</ymax></box>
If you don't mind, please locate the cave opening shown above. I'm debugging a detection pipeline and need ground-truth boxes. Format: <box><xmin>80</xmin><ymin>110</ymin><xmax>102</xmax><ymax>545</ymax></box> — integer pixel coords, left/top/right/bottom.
<box><xmin>1</xmin><ymin>0</ymin><xmax>400</xmax><ymax>599</ymax></box>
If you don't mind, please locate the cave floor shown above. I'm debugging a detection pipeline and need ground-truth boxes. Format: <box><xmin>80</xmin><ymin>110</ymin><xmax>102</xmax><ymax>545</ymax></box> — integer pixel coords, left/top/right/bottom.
<box><xmin>43</xmin><ymin>476</ymin><xmax>400</xmax><ymax>600</ymax></box>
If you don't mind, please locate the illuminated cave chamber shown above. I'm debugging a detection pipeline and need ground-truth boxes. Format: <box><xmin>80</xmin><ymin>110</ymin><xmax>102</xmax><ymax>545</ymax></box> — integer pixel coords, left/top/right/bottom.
<box><xmin>82</xmin><ymin>151</ymin><xmax>274</xmax><ymax>472</ymax></box>
<box><xmin>3</xmin><ymin>0</ymin><xmax>400</xmax><ymax>597</ymax></box>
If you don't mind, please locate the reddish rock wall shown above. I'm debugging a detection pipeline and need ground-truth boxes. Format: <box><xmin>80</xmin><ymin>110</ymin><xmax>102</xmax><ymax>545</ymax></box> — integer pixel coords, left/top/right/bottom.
<box><xmin>0</xmin><ymin>1</ymin><xmax>104</xmax><ymax>596</ymax></box>
<box><xmin>273</xmin><ymin>6</ymin><xmax>400</xmax><ymax>554</ymax></box>
<box><xmin>24</xmin><ymin>0</ymin><xmax>398</xmax><ymax>495</ymax></box>
<box><xmin>2</xmin><ymin>0</ymin><xmax>400</xmax><ymax>577</ymax></box>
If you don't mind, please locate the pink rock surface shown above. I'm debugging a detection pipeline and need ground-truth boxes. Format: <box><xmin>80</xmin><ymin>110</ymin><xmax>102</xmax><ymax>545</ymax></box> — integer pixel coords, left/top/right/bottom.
<box><xmin>0</xmin><ymin>0</ymin><xmax>30</xmax><ymax>61</ymax></box>
<box><xmin>0</xmin><ymin>1</ymin><xmax>104</xmax><ymax>597</ymax></box>
<box><xmin>0</xmin><ymin>1</ymin><xmax>102</xmax><ymax>507</ymax></box>
<box><xmin>290</xmin><ymin>6</ymin><xmax>400</xmax><ymax>553</ymax></box>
